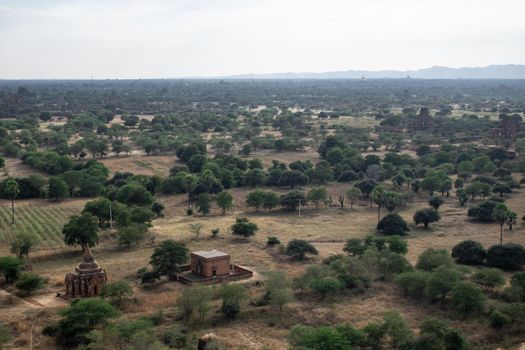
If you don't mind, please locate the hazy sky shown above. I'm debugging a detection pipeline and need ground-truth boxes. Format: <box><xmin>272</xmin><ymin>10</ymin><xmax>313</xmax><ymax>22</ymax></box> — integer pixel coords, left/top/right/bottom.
<box><xmin>1</xmin><ymin>0</ymin><xmax>524</xmax><ymax>78</ymax></box>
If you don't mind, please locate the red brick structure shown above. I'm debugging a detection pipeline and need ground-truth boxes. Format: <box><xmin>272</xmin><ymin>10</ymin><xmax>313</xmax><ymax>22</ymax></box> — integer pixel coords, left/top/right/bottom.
<box><xmin>408</xmin><ymin>107</ymin><xmax>434</xmax><ymax>131</ymax></box>
<box><xmin>191</xmin><ymin>250</ymin><xmax>231</xmax><ymax>278</ymax></box>
<box><xmin>65</xmin><ymin>246</ymin><xmax>107</xmax><ymax>298</ymax></box>
<box><xmin>178</xmin><ymin>250</ymin><xmax>253</xmax><ymax>285</ymax></box>
<box><xmin>491</xmin><ymin>114</ymin><xmax>522</xmax><ymax>140</ymax></box>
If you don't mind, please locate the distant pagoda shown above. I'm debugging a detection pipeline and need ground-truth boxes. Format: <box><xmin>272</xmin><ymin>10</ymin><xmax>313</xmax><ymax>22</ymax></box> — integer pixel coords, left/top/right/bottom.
<box><xmin>65</xmin><ymin>246</ymin><xmax>107</xmax><ymax>298</ymax></box>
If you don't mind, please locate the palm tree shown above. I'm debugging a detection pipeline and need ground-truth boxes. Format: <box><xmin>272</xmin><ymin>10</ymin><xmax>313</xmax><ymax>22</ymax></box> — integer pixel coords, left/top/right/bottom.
<box><xmin>5</xmin><ymin>179</ymin><xmax>20</xmax><ymax>225</ymax></box>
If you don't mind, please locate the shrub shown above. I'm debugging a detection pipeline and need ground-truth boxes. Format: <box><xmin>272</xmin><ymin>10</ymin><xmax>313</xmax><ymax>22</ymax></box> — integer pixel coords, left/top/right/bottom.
<box><xmin>428</xmin><ymin>196</ymin><xmax>444</xmax><ymax>210</ymax></box>
<box><xmin>467</xmin><ymin>201</ymin><xmax>498</xmax><ymax>222</ymax></box>
<box><xmin>15</xmin><ymin>272</ymin><xmax>46</xmax><ymax>296</ymax></box>
<box><xmin>451</xmin><ymin>282</ymin><xmax>485</xmax><ymax>318</ymax></box>
<box><xmin>395</xmin><ymin>271</ymin><xmax>429</xmax><ymax>298</ymax></box>
<box><xmin>451</xmin><ymin>240</ymin><xmax>486</xmax><ymax>265</ymax></box>
<box><xmin>377</xmin><ymin>213</ymin><xmax>409</xmax><ymax>236</ymax></box>
<box><xmin>416</xmin><ymin>248</ymin><xmax>453</xmax><ymax>271</ymax></box>
<box><xmin>413</xmin><ymin>208</ymin><xmax>440</xmax><ymax>228</ymax></box>
<box><xmin>285</xmin><ymin>240</ymin><xmax>318</xmax><ymax>260</ymax></box>
<box><xmin>267</xmin><ymin>236</ymin><xmax>281</xmax><ymax>246</ymax></box>
<box><xmin>486</xmin><ymin>244</ymin><xmax>525</xmax><ymax>270</ymax></box>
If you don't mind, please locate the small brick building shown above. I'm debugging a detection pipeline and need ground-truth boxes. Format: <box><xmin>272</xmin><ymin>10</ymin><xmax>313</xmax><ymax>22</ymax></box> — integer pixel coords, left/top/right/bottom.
<box><xmin>65</xmin><ymin>246</ymin><xmax>107</xmax><ymax>298</ymax></box>
<box><xmin>190</xmin><ymin>250</ymin><xmax>230</xmax><ymax>278</ymax></box>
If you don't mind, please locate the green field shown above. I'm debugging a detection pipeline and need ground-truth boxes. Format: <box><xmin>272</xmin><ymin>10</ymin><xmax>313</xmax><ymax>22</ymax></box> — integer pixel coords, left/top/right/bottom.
<box><xmin>0</xmin><ymin>202</ymin><xmax>82</xmax><ymax>249</ymax></box>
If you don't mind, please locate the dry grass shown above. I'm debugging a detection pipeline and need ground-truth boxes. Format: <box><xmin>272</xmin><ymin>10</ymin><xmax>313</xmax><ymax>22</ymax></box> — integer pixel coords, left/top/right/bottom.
<box><xmin>0</xmin><ymin>157</ymin><xmax>48</xmax><ymax>180</ymax></box>
<box><xmin>98</xmin><ymin>155</ymin><xmax>177</xmax><ymax>177</ymax></box>
<box><xmin>2</xmin><ymin>169</ymin><xmax>525</xmax><ymax>349</ymax></box>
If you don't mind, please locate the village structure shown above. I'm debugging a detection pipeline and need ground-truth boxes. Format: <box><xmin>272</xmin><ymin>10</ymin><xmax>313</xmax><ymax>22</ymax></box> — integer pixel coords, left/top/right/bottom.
<box><xmin>65</xmin><ymin>246</ymin><xmax>107</xmax><ymax>298</ymax></box>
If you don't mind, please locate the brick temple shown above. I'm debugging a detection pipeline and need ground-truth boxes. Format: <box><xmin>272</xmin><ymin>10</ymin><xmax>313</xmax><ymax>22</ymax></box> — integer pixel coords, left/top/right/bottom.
<box><xmin>177</xmin><ymin>250</ymin><xmax>252</xmax><ymax>285</ymax></box>
<box><xmin>65</xmin><ymin>246</ymin><xmax>107</xmax><ymax>298</ymax></box>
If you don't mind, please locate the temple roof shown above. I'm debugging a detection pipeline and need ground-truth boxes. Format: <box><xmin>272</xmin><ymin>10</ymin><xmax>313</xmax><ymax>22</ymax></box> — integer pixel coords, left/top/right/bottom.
<box><xmin>78</xmin><ymin>245</ymin><xmax>99</xmax><ymax>270</ymax></box>
<box><xmin>192</xmin><ymin>250</ymin><xmax>229</xmax><ymax>259</ymax></box>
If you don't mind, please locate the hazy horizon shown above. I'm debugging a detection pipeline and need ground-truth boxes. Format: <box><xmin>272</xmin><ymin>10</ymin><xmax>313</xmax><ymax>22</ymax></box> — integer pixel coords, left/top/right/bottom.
<box><xmin>1</xmin><ymin>0</ymin><xmax>524</xmax><ymax>79</ymax></box>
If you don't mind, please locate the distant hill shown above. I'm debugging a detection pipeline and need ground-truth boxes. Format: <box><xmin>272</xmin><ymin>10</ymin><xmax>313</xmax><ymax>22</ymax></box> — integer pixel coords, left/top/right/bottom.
<box><xmin>224</xmin><ymin>65</ymin><xmax>525</xmax><ymax>79</ymax></box>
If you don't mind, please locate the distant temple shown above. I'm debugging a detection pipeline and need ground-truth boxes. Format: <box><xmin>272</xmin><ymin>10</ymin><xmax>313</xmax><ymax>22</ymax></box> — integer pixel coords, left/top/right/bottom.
<box><xmin>491</xmin><ymin>114</ymin><xmax>522</xmax><ymax>140</ymax></box>
<box><xmin>65</xmin><ymin>246</ymin><xmax>107</xmax><ymax>298</ymax></box>
<box><xmin>408</xmin><ymin>107</ymin><xmax>434</xmax><ymax>131</ymax></box>
<box><xmin>177</xmin><ymin>250</ymin><xmax>253</xmax><ymax>285</ymax></box>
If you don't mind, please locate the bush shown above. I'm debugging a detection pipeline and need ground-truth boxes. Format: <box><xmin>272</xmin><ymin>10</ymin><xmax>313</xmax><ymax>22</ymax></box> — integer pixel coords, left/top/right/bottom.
<box><xmin>451</xmin><ymin>240</ymin><xmax>486</xmax><ymax>265</ymax></box>
<box><xmin>15</xmin><ymin>272</ymin><xmax>46</xmax><ymax>296</ymax></box>
<box><xmin>416</xmin><ymin>248</ymin><xmax>453</xmax><ymax>271</ymax></box>
<box><xmin>285</xmin><ymin>240</ymin><xmax>318</xmax><ymax>260</ymax></box>
<box><xmin>377</xmin><ymin>213</ymin><xmax>409</xmax><ymax>235</ymax></box>
<box><xmin>0</xmin><ymin>256</ymin><xmax>24</xmax><ymax>283</ymax></box>
<box><xmin>451</xmin><ymin>282</ymin><xmax>485</xmax><ymax>318</ymax></box>
<box><xmin>413</xmin><ymin>208</ymin><xmax>440</xmax><ymax>228</ymax></box>
<box><xmin>267</xmin><ymin>236</ymin><xmax>281</xmax><ymax>246</ymax></box>
<box><xmin>428</xmin><ymin>196</ymin><xmax>444</xmax><ymax>210</ymax></box>
<box><xmin>164</xmin><ymin>326</ymin><xmax>187</xmax><ymax>348</ymax></box>
<box><xmin>467</xmin><ymin>201</ymin><xmax>498</xmax><ymax>222</ymax></box>
<box><xmin>486</xmin><ymin>244</ymin><xmax>525</xmax><ymax>270</ymax></box>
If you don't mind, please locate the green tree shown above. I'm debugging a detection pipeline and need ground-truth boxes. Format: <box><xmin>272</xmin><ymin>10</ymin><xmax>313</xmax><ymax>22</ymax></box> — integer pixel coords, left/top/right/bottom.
<box><xmin>486</xmin><ymin>243</ymin><xmax>525</xmax><ymax>270</ymax></box>
<box><xmin>382</xmin><ymin>311</ymin><xmax>413</xmax><ymax>349</ymax></box>
<box><xmin>231</xmin><ymin>217</ymin><xmax>258</xmax><ymax>239</ymax></box>
<box><xmin>421</xmin><ymin>174</ymin><xmax>442</xmax><ymax>196</ymax></box>
<box><xmin>413</xmin><ymin>208</ymin><xmax>440</xmax><ymax>228</ymax></box>
<box><xmin>63</xmin><ymin>212</ymin><xmax>99</xmax><ymax>252</ymax></box>
<box><xmin>262</xmin><ymin>191</ymin><xmax>280</xmax><ymax>211</ymax></box>
<box><xmin>289</xmin><ymin>325</ymin><xmax>351</xmax><ymax>350</ymax></box>
<box><xmin>428</xmin><ymin>196</ymin><xmax>444</xmax><ymax>210</ymax></box>
<box><xmin>395</xmin><ymin>271</ymin><xmax>429</xmax><ymax>298</ymax></box>
<box><xmin>4</xmin><ymin>179</ymin><xmax>19</xmax><ymax>225</ymax></box>
<box><xmin>15</xmin><ymin>272</ymin><xmax>45</xmax><ymax>296</ymax></box>
<box><xmin>150</xmin><ymin>240</ymin><xmax>188</xmax><ymax>276</ymax></box>
<box><xmin>10</xmin><ymin>232</ymin><xmax>36</xmax><ymax>258</ymax></box>
<box><xmin>285</xmin><ymin>239</ymin><xmax>318</xmax><ymax>260</ymax></box>
<box><xmin>425</xmin><ymin>265</ymin><xmax>461</xmax><ymax>304</ymax></box>
<box><xmin>83</xmin><ymin>197</ymin><xmax>112</xmax><ymax>227</ymax></box>
<box><xmin>246</xmin><ymin>189</ymin><xmax>266</xmax><ymax>212</ymax></box>
<box><xmin>216</xmin><ymin>190</ymin><xmax>233</xmax><ymax>215</ymax></box>
<box><xmin>116</xmin><ymin>184</ymin><xmax>153</xmax><ymax>206</ymax></box>
<box><xmin>451</xmin><ymin>282</ymin><xmax>485</xmax><ymax>318</ymax></box>
<box><xmin>220</xmin><ymin>283</ymin><xmax>246</xmax><ymax>319</ymax></box>
<box><xmin>451</xmin><ymin>240</ymin><xmax>486</xmax><ymax>265</ymax></box>
<box><xmin>416</xmin><ymin>248</ymin><xmax>453</xmax><ymax>271</ymax></box>
<box><xmin>473</xmin><ymin>268</ymin><xmax>505</xmax><ymax>293</ymax></box>
<box><xmin>371</xmin><ymin>186</ymin><xmax>386</xmax><ymax>222</ymax></box>
<box><xmin>100</xmin><ymin>281</ymin><xmax>133</xmax><ymax>308</ymax></box>
<box><xmin>189</xmin><ymin>222</ymin><xmax>204</xmax><ymax>239</ymax></box>
<box><xmin>307</xmin><ymin>187</ymin><xmax>328</xmax><ymax>209</ymax></box>
<box><xmin>510</xmin><ymin>272</ymin><xmax>525</xmax><ymax>302</ymax></box>
<box><xmin>377</xmin><ymin>213</ymin><xmax>409</xmax><ymax>236</ymax></box>
<box><xmin>48</xmin><ymin>176</ymin><xmax>69</xmax><ymax>201</ymax></box>
<box><xmin>195</xmin><ymin>192</ymin><xmax>212</xmax><ymax>216</ymax></box>
<box><xmin>310</xmin><ymin>277</ymin><xmax>342</xmax><ymax>299</ymax></box>
<box><xmin>493</xmin><ymin>203</ymin><xmax>515</xmax><ymax>245</ymax></box>
<box><xmin>346</xmin><ymin>187</ymin><xmax>361</xmax><ymax>209</ymax></box>
<box><xmin>280</xmin><ymin>190</ymin><xmax>307</xmax><ymax>211</ymax></box>
<box><xmin>0</xmin><ymin>256</ymin><xmax>24</xmax><ymax>283</ymax></box>
<box><xmin>57</xmin><ymin>298</ymin><xmax>119</xmax><ymax>348</ymax></box>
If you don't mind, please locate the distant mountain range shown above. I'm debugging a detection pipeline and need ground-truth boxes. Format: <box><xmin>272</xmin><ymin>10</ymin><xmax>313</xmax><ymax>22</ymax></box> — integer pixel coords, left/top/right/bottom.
<box><xmin>223</xmin><ymin>65</ymin><xmax>525</xmax><ymax>79</ymax></box>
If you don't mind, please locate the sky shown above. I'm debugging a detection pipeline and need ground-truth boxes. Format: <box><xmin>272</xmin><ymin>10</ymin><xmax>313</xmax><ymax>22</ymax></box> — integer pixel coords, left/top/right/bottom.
<box><xmin>0</xmin><ymin>0</ymin><xmax>524</xmax><ymax>79</ymax></box>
